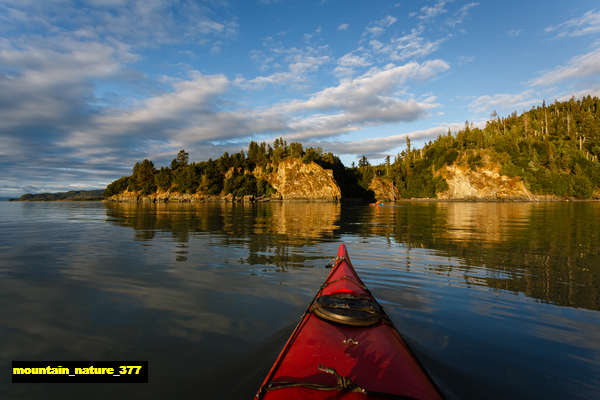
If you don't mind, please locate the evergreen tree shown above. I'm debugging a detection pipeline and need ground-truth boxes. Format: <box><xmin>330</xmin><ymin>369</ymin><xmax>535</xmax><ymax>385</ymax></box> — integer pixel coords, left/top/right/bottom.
<box><xmin>171</xmin><ymin>149</ymin><xmax>189</xmax><ymax>170</ymax></box>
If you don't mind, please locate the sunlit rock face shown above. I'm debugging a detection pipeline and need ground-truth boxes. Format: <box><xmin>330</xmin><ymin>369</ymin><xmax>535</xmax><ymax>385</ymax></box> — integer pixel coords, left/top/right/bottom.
<box><xmin>368</xmin><ymin>176</ymin><xmax>400</xmax><ymax>202</ymax></box>
<box><xmin>267</xmin><ymin>159</ymin><xmax>341</xmax><ymax>201</ymax></box>
<box><xmin>437</xmin><ymin>165</ymin><xmax>533</xmax><ymax>200</ymax></box>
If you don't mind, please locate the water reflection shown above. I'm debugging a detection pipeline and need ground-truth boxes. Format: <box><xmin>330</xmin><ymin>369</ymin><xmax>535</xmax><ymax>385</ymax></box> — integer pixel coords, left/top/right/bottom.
<box><xmin>104</xmin><ymin>201</ymin><xmax>600</xmax><ymax>311</ymax></box>
<box><xmin>442</xmin><ymin>202</ymin><xmax>531</xmax><ymax>242</ymax></box>
<box><xmin>105</xmin><ymin>201</ymin><xmax>341</xmax><ymax>240</ymax></box>
<box><xmin>105</xmin><ymin>201</ymin><xmax>341</xmax><ymax>269</ymax></box>
<box><xmin>338</xmin><ymin>202</ymin><xmax>600</xmax><ymax>311</ymax></box>
<box><xmin>1</xmin><ymin>200</ymin><xmax>599</xmax><ymax>400</ymax></box>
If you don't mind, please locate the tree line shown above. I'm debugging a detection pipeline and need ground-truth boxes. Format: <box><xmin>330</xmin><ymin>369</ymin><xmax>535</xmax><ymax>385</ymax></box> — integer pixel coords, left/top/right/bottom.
<box><xmin>105</xmin><ymin>96</ymin><xmax>600</xmax><ymax>199</ymax></box>
<box><xmin>104</xmin><ymin>139</ymin><xmax>370</xmax><ymax>198</ymax></box>
<box><xmin>362</xmin><ymin>95</ymin><xmax>600</xmax><ymax>198</ymax></box>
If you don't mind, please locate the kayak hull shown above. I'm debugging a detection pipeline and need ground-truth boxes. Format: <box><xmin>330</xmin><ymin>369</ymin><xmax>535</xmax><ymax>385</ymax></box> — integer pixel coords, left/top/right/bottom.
<box><xmin>255</xmin><ymin>244</ymin><xmax>442</xmax><ymax>400</ymax></box>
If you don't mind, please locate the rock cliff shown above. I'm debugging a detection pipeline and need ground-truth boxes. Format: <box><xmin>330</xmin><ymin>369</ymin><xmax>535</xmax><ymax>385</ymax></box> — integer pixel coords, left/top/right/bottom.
<box><xmin>436</xmin><ymin>164</ymin><xmax>533</xmax><ymax>200</ymax></box>
<box><xmin>368</xmin><ymin>177</ymin><xmax>400</xmax><ymax>202</ymax></box>
<box><xmin>267</xmin><ymin>159</ymin><xmax>341</xmax><ymax>201</ymax></box>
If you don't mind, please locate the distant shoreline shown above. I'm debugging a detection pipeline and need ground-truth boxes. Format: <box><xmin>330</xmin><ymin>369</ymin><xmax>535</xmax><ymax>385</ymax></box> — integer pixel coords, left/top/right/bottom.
<box><xmin>9</xmin><ymin>199</ymin><xmax>104</xmax><ymax>202</ymax></box>
<box><xmin>9</xmin><ymin>189</ymin><xmax>104</xmax><ymax>202</ymax></box>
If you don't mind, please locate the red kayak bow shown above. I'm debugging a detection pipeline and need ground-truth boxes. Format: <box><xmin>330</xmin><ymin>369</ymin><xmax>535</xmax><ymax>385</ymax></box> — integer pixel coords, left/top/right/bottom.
<box><xmin>255</xmin><ymin>243</ymin><xmax>443</xmax><ymax>400</ymax></box>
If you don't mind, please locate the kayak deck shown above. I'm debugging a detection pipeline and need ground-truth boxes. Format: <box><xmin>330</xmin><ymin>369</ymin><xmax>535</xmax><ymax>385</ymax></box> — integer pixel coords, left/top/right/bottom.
<box><xmin>255</xmin><ymin>244</ymin><xmax>442</xmax><ymax>400</ymax></box>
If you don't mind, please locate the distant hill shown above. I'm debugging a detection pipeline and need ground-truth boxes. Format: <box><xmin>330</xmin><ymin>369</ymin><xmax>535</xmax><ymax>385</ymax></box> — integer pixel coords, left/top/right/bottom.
<box><xmin>10</xmin><ymin>190</ymin><xmax>104</xmax><ymax>201</ymax></box>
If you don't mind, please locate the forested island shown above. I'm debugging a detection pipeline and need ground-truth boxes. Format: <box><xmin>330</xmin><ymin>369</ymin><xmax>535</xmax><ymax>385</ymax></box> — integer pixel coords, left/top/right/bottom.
<box><xmin>104</xmin><ymin>96</ymin><xmax>599</xmax><ymax>201</ymax></box>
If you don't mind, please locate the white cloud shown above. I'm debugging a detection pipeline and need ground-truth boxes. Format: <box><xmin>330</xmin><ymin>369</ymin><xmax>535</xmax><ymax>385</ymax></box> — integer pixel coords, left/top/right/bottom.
<box><xmin>53</xmin><ymin>59</ymin><xmax>448</xmax><ymax>163</ymax></box>
<box><xmin>507</xmin><ymin>29</ymin><xmax>521</xmax><ymax>37</ymax></box>
<box><xmin>0</xmin><ymin>38</ymin><xmax>133</xmax><ymax>137</ymax></box>
<box><xmin>83</xmin><ymin>0</ymin><xmax>130</xmax><ymax>7</ymax></box>
<box><xmin>364</xmin><ymin>15</ymin><xmax>398</xmax><ymax>37</ymax></box>
<box><xmin>284</xmin><ymin>98</ymin><xmax>435</xmax><ymax>140</ymax></box>
<box><xmin>0</xmin><ymin>1</ymin><xmax>456</xmax><ymax>195</ymax></box>
<box><xmin>447</xmin><ymin>2</ymin><xmax>479</xmax><ymax>27</ymax></box>
<box><xmin>337</xmin><ymin>23</ymin><xmax>349</xmax><ymax>31</ymax></box>
<box><xmin>469</xmin><ymin>90</ymin><xmax>538</xmax><ymax>114</ymax></box>
<box><xmin>268</xmin><ymin>61</ymin><xmax>449</xmax><ymax>139</ymax></box>
<box><xmin>545</xmin><ymin>9</ymin><xmax>600</xmax><ymax>38</ymax></box>
<box><xmin>417</xmin><ymin>0</ymin><xmax>451</xmax><ymax>21</ymax></box>
<box><xmin>0</xmin><ymin>1</ymin><xmax>238</xmax><ymax>49</ymax></box>
<box><xmin>245</xmin><ymin>36</ymin><xmax>331</xmax><ymax>88</ymax></box>
<box><xmin>333</xmin><ymin>51</ymin><xmax>372</xmax><ymax>76</ymax></box>
<box><xmin>73</xmin><ymin>59</ymin><xmax>447</xmax><ymax>154</ymax></box>
<box><xmin>309</xmin><ymin>124</ymin><xmax>468</xmax><ymax>157</ymax></box>
<box><xmin>279</xmin><ymin>60</ymin><xmax>449</xmax><ymax>114</ymax></box>
<box><xmin>528</xmin><ymin>48</ymin><xmax>600</xmax><ymax>86</ymax></box>
<box><xmin>241</xmin><ymin>53</ymin><xmax>330</xmax><ymax>88</ymax></box>
<box><xmin>555</xmin><ymin>86</ymin><xmax>600</xmax><ymax>101</ymax></box>
<box><xmin>195</xmin><ymin>19</ymin><xmax>226</xmax><ymax>34</ymax></box>
<box><xmin>337</xmin><ymin>53</ymin><xmax>371</xmax><ymax>68</ymax></box>
<box><xmin>59</xmin><ymin>71</ymin><xmax>231</xmax><ymax>148</ymax></box>
<box><xmin>370</xmin><ymin>29</ymin><xmax>445</xmax><ymax>61</ymax></box>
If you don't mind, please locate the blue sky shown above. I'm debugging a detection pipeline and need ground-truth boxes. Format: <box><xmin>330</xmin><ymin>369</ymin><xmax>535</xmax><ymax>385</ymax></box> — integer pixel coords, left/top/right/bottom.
<box><xmin>1</xmin><ymin>0</ymin><xmax>600</xmax><ymax>196</ymax></box>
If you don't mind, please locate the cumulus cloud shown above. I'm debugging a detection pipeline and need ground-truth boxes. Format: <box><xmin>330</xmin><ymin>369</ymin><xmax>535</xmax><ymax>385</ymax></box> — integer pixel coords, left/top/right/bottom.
<box><xmin>0</xmin><ymin>38</ymin><xmax>132</xmax><ymax>140</ymax></box>
<box><xmin>528</xmin><ymin>47</ymin><xmax>600</xmax><ymax>86</ymax></box>
<box><xmin>545</xmin><ymin>9</ymin><xmax>600</xmax><ymax>38</ymax></box>
<box><xmin>269</xmin><ymin>60</ymin><xmax>449</xmax><ymax>139</ymax></box>
<box><xmin>337</xmin><ymin>23</ymin><xmax>349</xmax><ymax>31</ymax></box>
<box><xmin>69</xmin><ymin>72</ymin><xmax>230</xmax><ymax>140</ymax></box>
<box><xmin>279</xmin><ymin>60</ymin><xmax>449</xmax><ymax>113</ymax></box>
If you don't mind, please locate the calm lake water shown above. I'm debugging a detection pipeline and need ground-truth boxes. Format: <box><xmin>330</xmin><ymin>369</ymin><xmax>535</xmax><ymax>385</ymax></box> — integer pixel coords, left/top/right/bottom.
<box><xmin>1</xmin><ymin>201</ymin><xmax>599</xmax><ymax>399</ymax></box>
